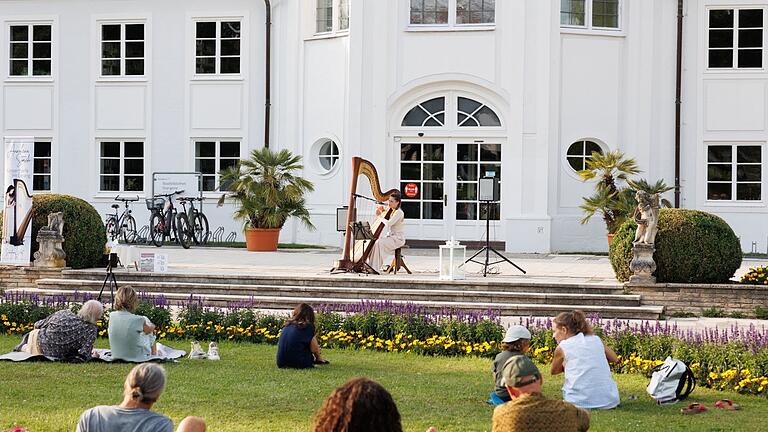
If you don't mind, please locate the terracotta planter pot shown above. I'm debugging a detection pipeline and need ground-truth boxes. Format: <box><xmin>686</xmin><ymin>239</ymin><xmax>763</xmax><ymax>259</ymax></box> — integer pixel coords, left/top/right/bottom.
<box><xmin>245</xmin><ymin>228</ymin><xmax>281</xmax><ymax>252</ymax></box>
<box><xmin>607</xmin><ymin>233</ymin><xmax>615</xmax><ymax>247</ymax></box>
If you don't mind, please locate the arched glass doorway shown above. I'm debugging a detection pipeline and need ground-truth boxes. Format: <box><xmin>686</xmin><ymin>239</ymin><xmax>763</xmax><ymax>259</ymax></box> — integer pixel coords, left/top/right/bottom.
<box><xmin>394</xmin><ymin>92</ymin><xmax>505</xmax><ymax>242</ymax></box>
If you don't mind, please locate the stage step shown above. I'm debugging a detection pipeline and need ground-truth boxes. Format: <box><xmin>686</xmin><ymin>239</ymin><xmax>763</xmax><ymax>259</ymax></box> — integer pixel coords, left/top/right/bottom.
<box><xmin>56</xmin><ymin>269</ymin><xmax>625</xmax><ymax>295</ymax></box>
<box><xmin>6</xmin><ymin>288</ymin><xmax>665</xmax><ymax>320</ymax></box>
<box><xmin>34</xmin><ymin>278</ymin><xmax>642</xmax><ymax>307</ymax></box>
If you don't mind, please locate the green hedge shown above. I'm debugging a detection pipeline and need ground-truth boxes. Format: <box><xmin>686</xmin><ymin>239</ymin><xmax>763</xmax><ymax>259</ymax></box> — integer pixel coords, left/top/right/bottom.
<box><xmin>0</xmin><ymin>194</ymin><xmax>105</xmax><ymax>269</ymax></box>
<box><xmin>32</xmin><ymin>194</ymin><xmax>106</xmax><ymax>269</ymax></box>
<box><xmin>610</xmin><ymin>208</ymin><xmax>742</xmax><ymax>283</ymax></box>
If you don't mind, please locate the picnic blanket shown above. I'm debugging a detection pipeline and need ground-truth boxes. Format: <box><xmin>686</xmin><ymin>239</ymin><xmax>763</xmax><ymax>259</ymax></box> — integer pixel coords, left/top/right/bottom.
<box><xmin>0</xmin><ymin>343</ymin><xmax>186</xmax><ymax>363</ymax></box>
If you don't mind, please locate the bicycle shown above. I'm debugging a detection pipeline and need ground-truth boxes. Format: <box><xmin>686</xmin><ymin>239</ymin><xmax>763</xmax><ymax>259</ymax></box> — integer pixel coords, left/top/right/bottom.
<box><xmin>146</xmin><ymin>190</ymin><xmax>193</xmax><ymax>249</ymax></box>
<box><xmin>178</xmin><ymin>196</ymin><xmax>210</xmax><ymax>245</ymax></box>
<box><xmin>105</xmin><ymin>195</ymin><xmax>139</xmax><ymax>243</ymax></box>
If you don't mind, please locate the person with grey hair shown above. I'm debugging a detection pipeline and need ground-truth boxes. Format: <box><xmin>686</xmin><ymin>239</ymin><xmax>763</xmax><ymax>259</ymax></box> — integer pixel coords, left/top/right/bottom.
<box><xmin>14</xmin><ymin>300</ymin><xmax>104</xmax><ymax>361</ymax></box>
<box><xmin>77</xmin><ymin>363</ymin><xmax>206</xmax><ymax>432</ymax></box>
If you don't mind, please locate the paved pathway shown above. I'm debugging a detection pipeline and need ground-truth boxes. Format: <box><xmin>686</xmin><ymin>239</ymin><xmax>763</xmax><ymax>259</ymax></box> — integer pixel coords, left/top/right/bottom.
<box><xmin>111</xmin><ymin>245</ymin><xmax>768</xmax><ymax>330</ymax></box>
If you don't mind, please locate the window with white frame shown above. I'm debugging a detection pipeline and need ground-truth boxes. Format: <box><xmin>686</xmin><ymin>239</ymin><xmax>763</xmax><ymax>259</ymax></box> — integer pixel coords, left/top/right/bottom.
<box><xmin>317</xmin><ymin>0</ymin><xmax>333</xmax><ymax>33</ymax></box>
<box><xmin>402</xmin><ymin>97</ymin><xmax>446</xmax><ymax>127</ymax></box>
<box><xmin>707</xmin><ymin>144</ymin><xmax>761</xmax><ymax>201</ymax></box>
<box><xmin>708</xmin><ymin>9</ymin><xmax>763</xmax><ymax>69</ymax></box>
<box><xmin>566</xmin><ymin>140</ymin><xmax>603</xmax><ymax>172</ymax></box>
<box><xmin>317</xmin><ymin>139</ymin><xmax>340</xmax><ymax>172</ymax></box>
<box><xmin>195</xmin><ymin>20</ymin><xmax>241</xmax><ymax>75</ymax></box>
<box><xmin>100</xmin><ymin>23</ymin><xmax>145</xmax><ymax>77</ymax></box>
<box><xmin>339</xmin><ymin>0</ymin><xmax>350</xmax><ymax>30</ymax></box>
<box><xmin>33</xmin><ymin>141</ymin><xmax>51</xmax><ymax>191</ymax></box>
<box><xmin>457</xmin><ymin>97</ymin><xmax>501</xmax><ymax>127</ymax></box>
<box><xmin>561</xmin><ymin>0</ymin><xmax>620</xmax><ymax>30</ymax></box>
<box><xmin>99</xmin><ymin>141</ymin><xmax>144</xmax><ymax>192</ymax></box>
<box><xmin>314</xmin><ymin>0</ymin><xmax>350</xmax><ymax>35</ymax></box>
<box><xmin>195</xmin><ymin>140</ymin><xmax>241</xmax><ymax>191</ymax></box>
<box><xmin>410</xmin><ymin>0</ymin><xmax>495</xmax><ymax>27</ymax></box>
<box><xmin>9</xmin><ymin>24</ymin><xmax>52</xmax><ymax>76</ymax></box>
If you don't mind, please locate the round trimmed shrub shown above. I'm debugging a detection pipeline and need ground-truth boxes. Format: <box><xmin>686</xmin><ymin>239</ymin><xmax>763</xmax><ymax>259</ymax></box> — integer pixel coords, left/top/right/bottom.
<box><xmin>609</xmin><ymin>208</ymin><xmax>742</xmax><ymax>283</ymax></box>
<box><xmin>0</xmin><ymin>194</ymin><xmax>105</xmax><ymax>269</ymax></box>
<box><xmin>32</xmin><ymin>194</ymin><xmax>106</xmax><ymax>269</ymax></box>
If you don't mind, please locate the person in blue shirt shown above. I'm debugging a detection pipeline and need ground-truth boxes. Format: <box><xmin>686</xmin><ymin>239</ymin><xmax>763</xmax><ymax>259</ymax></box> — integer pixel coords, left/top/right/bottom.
<box><xmin>276</xmin><ymin>303</ymin><xmax>328</xmax><ymax>368</ymax></box>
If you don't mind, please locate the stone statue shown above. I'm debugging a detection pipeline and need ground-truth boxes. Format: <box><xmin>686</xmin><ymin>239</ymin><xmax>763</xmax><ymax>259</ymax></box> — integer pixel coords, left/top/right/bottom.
<box><xmin>628</xmin><ymin>191</ymin><xmax>660</xmax><ymax>285</ymax></box>
<box><xmin>34</xmin><ymin>212</ymin><xmax>66</xmax><ymax>268</ymax></box>
<box><xmin>46</xmin><ymin>212</ymin><xmax>64</xmax><ymax>237</ymax></box>
<box><xmin>633</xmin><ymin>191</ymin><xmax>660</xmax><ymax>245</ymax></box>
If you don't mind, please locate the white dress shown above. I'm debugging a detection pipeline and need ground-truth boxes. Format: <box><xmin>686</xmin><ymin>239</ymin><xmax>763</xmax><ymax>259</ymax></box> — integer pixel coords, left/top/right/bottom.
<box><xmin>367</xmin><ymin>208</ymin><xmax>406</xmax><ymax>272</ymax></box>
<box><xmin>559</xmin><ymin>332</ymin><xmax>620</xmax><ymax>409</ymax></box>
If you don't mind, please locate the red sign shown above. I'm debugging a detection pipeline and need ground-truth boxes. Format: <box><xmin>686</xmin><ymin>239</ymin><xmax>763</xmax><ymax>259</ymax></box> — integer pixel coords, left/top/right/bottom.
<box><xmin>404</xmin><ymin>183</ymin><xmax>419</xmax><ymax>198</ymax></box>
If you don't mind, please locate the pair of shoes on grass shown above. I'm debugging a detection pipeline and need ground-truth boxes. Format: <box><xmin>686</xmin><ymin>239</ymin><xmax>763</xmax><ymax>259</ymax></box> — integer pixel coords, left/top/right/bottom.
<box><xmin>681</xmin><ymin>400</ymin><xmax>741</xmax><ymax>415</ymax></box>
<box><xmin>188</xmin><ymin>341</ymin><xmax>220</xmax><ymax>360</ymax></box>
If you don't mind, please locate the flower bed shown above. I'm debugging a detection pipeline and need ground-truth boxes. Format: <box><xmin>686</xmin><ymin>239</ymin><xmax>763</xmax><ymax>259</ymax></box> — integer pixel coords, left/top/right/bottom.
<box><xmin>3</xmin><ymin>293</ymin><xmax>768</xmax><ymax>396</ymax></box>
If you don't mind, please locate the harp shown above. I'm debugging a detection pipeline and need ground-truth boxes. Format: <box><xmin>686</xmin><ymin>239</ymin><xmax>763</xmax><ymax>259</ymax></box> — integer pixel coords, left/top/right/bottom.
<box><xmin>332</xmin><ymin>157</ymin><xmax>399</xmax><ymax>274</ymax></box>
<box><xmin>6</xmin><ymin>179</ymin><xmax>34</xmax><ymax>246</ymax></box>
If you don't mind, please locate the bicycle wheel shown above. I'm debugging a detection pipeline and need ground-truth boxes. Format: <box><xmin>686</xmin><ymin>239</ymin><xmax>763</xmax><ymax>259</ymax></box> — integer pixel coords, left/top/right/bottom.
<box><xmin>191</xmin><ymin>212</ymin><xmax>210</xmax><ymax>245</ymax></box>
<box><xmin>175</xmin><ymin>213</ymin><xmax>192</xmax><ymax>249</ymax></box>
<box><xmin>121</xmin><ymin>215</ymin><xmax>138</xmax><ymax>244</ymax></box>
<box><xmin>149</xmin><ymin>213</ymin><xmax>165</xmax><ymax>247</ymax></box>
<box><xmin>105</xmin><ymin>217</ymin><xmax>118</xmax><ymax>241</ymax></box>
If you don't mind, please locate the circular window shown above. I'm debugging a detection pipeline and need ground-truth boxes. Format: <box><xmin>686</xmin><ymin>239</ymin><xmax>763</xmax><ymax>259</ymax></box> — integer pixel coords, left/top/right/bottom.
<box><xmin>317</xmin><ymin>139</ymin><xmax>340</xmax><ymax>173</ymax></box>
<box><xmin>566</xmin><ymin>140</ymin><xmax>603</xmax><ymax>172</ymax></box>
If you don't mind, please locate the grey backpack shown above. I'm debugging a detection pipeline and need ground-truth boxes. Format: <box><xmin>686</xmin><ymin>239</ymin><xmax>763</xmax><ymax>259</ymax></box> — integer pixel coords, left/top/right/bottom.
<box><xmin>646</xmin><ymin>356</ymin><xmax>696</xmax><ymax>405</ymax></box>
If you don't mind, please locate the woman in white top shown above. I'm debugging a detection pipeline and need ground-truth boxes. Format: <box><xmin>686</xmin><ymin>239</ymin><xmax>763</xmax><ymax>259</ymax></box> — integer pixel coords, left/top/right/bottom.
<box><xmin>550</xmin><ymin>310</ymin><xmax>620</xmax><ymax>409</ymax></box>
<box><xmin>367</xmin><ymin>191</ymin><xmax>406</xmax><ymax>273</ymax></box>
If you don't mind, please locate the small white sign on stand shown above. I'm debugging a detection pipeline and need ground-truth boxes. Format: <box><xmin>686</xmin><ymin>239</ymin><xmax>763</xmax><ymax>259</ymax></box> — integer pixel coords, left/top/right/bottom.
<box><xmin>439</xmin><ymin>238</ymin><xmax>466</xmax><ymax>280</ymax></box>
<box><xmin>139</xmin><ymin>252</ymin><xmax>168</xmax><ymax>273</ymax></box>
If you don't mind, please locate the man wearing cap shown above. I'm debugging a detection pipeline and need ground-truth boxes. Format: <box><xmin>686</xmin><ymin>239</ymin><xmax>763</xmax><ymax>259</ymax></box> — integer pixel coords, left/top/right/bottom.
<box><xmin>489</xmin><ymin>325</ymin><xmax>531</xmax><ymax>405</ymax></box>
<box><xmin>492</xmin><ymin>355</ymin><xmax>590</xmax><ymax>432</ymax></box>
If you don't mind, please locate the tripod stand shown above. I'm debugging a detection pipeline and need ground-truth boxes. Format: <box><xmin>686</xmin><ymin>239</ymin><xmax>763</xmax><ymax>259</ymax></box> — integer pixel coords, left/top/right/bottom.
<box><xmin>464</xmin><ymin>201</ymin><xmax>526</xmax><ymax>277</ymax></box>
<box><xmin>97</xmin><ymin>253</ymin><xmax>120</xmax><ymax>307</ymax></box>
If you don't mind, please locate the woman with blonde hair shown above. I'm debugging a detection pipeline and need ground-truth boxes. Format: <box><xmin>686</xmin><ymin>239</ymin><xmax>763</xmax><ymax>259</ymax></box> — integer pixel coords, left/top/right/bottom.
<box><xmin>14</xmin><ymin>300</ymin><xmax>103</xmax><ymax>361</ymax></box>
<box><xmin>77</xmin><ymin>363</ymin><xmax>206</xmax><ymax>432</ymax></box>
<box><xmin>550</xmin><ymin>310</ymin><xmax>620</xmax><ymax>409</ymax></box>
<box><xmin>108</xmin><ymin>285</ymin><xmax>158</xmax><ymax>361</ymax></box>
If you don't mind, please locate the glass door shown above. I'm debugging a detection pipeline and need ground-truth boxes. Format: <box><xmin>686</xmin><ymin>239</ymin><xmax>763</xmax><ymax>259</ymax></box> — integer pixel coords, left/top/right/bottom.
<box><xmin>454</xmin><ymin>142</ymin><xmax>503</xmax><ymax>241</ymax></box>
<box><xmin>399</xmin><ymin>140</ymin><xmax>452</xmax><ymax>240</ymax></box>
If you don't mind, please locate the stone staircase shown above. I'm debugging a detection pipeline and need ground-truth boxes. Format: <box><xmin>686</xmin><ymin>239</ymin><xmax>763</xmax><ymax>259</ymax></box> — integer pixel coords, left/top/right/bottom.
<box><xmin>7</xmin><ymin>268</ymin><xmax>665</xmax><ymax>319</ymax></box>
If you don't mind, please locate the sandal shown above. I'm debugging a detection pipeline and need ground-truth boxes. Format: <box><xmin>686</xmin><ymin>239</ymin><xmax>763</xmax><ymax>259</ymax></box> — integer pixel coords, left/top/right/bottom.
<box><xmin>314</xmin><ymin>359</ymin><xmax>330</xmax><ymax>365</ymax></box>
<box><xmin>714</xmin><ymin>399</ymin><xmax>741</xmax><ymax>410</ymax></box>
<box><xmin>681</xmin><ymin>403</ymin><xmax>708</xmax><ymax>415</ymax></box>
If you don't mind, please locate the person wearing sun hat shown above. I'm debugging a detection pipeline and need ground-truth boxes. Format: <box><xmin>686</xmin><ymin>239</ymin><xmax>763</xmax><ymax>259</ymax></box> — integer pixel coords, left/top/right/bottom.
<box><xmin>488</xmin><ymin>325</ymin><xmax>532</xmax><ymax>405</ymax></box>
<box><xmin>492</xmin><ymin>355</ymin><xmax>590</xmax><ymax>432</ymax></box>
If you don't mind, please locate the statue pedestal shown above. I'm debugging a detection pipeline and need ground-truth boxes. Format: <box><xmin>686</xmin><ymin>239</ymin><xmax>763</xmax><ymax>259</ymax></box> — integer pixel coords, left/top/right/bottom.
<box><xmin>33</xmin><ymin>229</ymin><xmax>66</xmax><ymax>268</ymax></box>
<box><xmin>629</xmin><ymin>242</ymin><xmax>656</xmax><ymax>285</ymax></box>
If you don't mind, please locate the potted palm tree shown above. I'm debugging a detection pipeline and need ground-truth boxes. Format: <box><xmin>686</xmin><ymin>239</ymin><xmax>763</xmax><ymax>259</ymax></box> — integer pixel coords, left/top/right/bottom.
<box><xmin>578</xmin><ymin>150</ymin><xmax>674</xmax><ymax>245</ymax></box>
<box><xmin>577</xmin><ymin>150</ymin><xmax>639</xmax><ymax>244</ymax></box>
<box><xmin>218</xmin><ymin>148</ymin><xmax>315</xmax><ymax>251</ymax></box>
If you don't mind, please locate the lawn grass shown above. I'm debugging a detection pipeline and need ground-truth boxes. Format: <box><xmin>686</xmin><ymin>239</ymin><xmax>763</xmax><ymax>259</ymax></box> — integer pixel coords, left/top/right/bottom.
<box><xmin>0</xmin><ymin>336</ymin><xmax>763</xmax><ymax>432</ymax></box>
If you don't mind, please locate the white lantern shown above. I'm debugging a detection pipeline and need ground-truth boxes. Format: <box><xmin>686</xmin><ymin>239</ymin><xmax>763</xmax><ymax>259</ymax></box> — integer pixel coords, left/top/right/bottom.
<box><xmin>439</xmin><ymin>238</ymin><xmax>466</xmax><ymax>280</ymax></box>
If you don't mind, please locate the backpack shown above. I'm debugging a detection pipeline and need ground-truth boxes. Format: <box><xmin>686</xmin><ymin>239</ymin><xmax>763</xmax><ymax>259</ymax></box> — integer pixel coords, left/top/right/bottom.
<box><xmin>646</xmin><ymin>356</ymin><xmax>696</xmax><ymax>405</ymax></box>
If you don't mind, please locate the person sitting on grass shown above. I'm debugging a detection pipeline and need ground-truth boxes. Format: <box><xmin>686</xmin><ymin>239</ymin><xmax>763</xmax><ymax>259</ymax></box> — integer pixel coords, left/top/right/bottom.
<box><xmin>489</xmin><ymin>324</ymin><xmax>531</xmax><ymax>405</ymax></box>
<box><xmin>276</xmin><ymin>303</ymin><xmax>328</xmax><ymax>369</ymax></box>
<box><xmin>550</xmin><ymin>310</ymin><xmax>620</xmax><ymax>410</ymax></box>
<box><xmin>14</xmin><ymin>300</ymin><xmax>103</xmax><ymax>361</ymax></box>
<box><xmin>492</xmin><ymin>355</ymin><xmax>589</xmax><ymax>432</ymax></box>
<box><xmin>77</xmin><ymin>363</ymin><xmax>206</xmax><ymax>432</ymax></box>
<box><xmin>108</xmin><ymin>285</ymin><xmax>158</xmax><ymax>362</ymax></box>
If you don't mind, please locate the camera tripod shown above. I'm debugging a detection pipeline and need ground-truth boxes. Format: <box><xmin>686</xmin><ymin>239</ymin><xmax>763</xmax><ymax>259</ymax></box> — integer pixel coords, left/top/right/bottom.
<box><xmin>464</xmin><ymin>201</ymin><xmax>526</xmax><ymax>277</ymax></box>
<box><xmin>97</xmin><ymin>253</ymin><xmax>121</xmax><ymax>308</ymax></box>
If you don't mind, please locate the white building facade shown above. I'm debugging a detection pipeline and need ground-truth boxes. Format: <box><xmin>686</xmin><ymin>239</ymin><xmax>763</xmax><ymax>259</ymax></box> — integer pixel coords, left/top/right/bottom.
<box><xmin>0</xmin><ymin>0</ymin><xmax>766</xmax><ymax>253</ymax></box>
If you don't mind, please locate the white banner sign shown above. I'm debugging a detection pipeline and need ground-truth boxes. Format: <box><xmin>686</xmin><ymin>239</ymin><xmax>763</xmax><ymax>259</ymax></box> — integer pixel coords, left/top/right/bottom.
<box><xmin>139</xmin><ymin>252</ymin><xmax>168</xmax><ymax>273</ymax></box>
<box><xmin>1</xmin><ymin>137</ymin><xmax>35</xmax><ymax>265</ymax></box>
<box><xmin>153</xmin><ymin>173</ymin><xmax>200</xmax><ymax>196</ymax></box>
